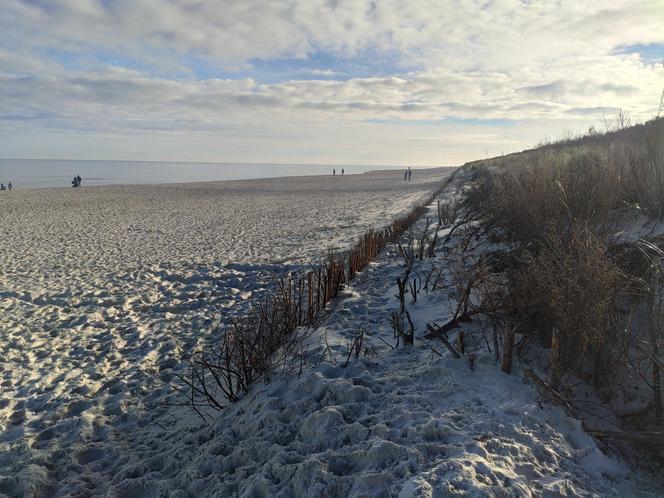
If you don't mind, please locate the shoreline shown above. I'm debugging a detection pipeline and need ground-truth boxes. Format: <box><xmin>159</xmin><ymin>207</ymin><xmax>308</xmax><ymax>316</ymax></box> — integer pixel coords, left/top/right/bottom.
<box><xmin>1</xmin><ymin>156</ymin><xmax>444</xmax><ymax>168</ymax></box>
<box><xmin>0</xmin><ymin>160</ymin><xmax>452</xmax><ymax>191</ymax></box>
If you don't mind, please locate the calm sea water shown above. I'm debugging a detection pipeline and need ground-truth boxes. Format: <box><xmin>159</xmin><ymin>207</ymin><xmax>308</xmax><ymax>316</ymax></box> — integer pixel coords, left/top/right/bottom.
<box><xmin>0</xmin><ymin>159</ymin><xmax>406</xmax><ymax>189</ymax></box>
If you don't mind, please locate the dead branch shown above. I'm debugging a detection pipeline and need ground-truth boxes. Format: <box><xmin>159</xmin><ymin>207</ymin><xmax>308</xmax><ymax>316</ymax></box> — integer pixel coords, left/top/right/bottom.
<box><xmin>423</xmin><ymin>311</ymin><xmax>479</xmax><ymax>339</ymax></box>
<box><xmin>425</xmin><ymin>323</ymin><xmax>461</xmax><ymax>359</ymax></box>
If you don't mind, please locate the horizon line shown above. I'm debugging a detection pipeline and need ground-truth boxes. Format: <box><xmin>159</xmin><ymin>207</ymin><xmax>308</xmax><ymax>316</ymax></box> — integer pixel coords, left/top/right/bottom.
<box><xmin>0</xmin><ymin>157</ymin><xmax>450</xmax><ymax>169</ymax></box>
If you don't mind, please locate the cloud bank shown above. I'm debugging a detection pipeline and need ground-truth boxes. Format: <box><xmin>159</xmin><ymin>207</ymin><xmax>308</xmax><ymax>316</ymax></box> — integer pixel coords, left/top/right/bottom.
<box><xmin>1</xmin><ymin>0</ymin><xmax>662</xmax><ymax>164</ymax></box>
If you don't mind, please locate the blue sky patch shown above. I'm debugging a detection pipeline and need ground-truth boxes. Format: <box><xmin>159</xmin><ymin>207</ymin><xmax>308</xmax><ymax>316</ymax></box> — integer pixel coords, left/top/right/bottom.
<box><xmin>38</xmin><ymin>47</ymin><xmax>160</xmax><ymax>75</ymax></box>
<box><xmin>181</xmin><ymin>48</ymin><xmax>420</xmax><ymax>83</ymax></box>
<box><xmin>612</xmin><ymin>43</ymin><xmax>664</xmax><ymax>65</ymax></box>
<box><xmin>41</xmin><ymin>44</ymin><xmax>421</xmax><ymax>84</ymax></box>
<box><xmin>364</xmin><ymin>117</ymin><xmax>516</xmax><ymax>127</ymax></box>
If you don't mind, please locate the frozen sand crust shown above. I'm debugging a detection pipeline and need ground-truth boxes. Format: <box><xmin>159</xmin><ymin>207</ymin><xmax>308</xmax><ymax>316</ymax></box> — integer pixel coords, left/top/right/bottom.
<box><xmin>0</xmin><ymin>169</ymin><xmax>450</xmax><ymax>496</ymax></box>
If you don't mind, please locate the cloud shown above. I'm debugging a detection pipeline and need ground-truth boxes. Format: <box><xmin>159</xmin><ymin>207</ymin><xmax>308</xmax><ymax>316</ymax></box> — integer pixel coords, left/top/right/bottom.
<box><xmin>2</xmin><ymin>56</ymin><xmax>658</xmax><ymax>129</ymax></box>
<box><xmin>1</xmin><ymin>1</ymin><xmax>663</xmax><ymax>163</ymax></box>
<box><xmin>310</xmin><ymin>69</ymin><xmax>337</xmax><ymax>77</ymax></box>
<box><xmin>4</xmin><ymin>1</ymin><xmax>664</xmax><ymax>70</ymax></box>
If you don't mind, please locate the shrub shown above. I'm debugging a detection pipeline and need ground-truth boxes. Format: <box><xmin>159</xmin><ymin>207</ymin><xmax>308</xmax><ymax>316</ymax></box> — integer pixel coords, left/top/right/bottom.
<box><xmin>479</xmin><ymin>149</ymin><xmax>623</xmax><ymax>251</ymax></box>
<box><xmin>508</xmin><ymin>225</ymin><xmax>622</xmax><ymax>386</ymax></box>
<box><xmin>619</xmin><ymin>118</ymin><xmax>664</xmax><ymax>216</ymax></box>
<box><xmin>439</xmin><ymin>117</ymin><xmax>664</xmax><ymax>429</ymax></box>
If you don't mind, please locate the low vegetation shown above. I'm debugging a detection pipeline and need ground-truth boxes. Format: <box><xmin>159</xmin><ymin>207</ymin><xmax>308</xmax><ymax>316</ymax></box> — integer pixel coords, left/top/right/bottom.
<box><xmin>181</xmin><ymin>115</ymin><xmax>664</xmax><ymax>458</ymax></box>
<box><xmin>456</xmin><ymin>117</ymin><xmax>664</xmax><ymax>435</ymax></box>
<box><xmin>181</xmin><ymin>177</ymin><xmax>455</xmax><ymax>416</ymax></box>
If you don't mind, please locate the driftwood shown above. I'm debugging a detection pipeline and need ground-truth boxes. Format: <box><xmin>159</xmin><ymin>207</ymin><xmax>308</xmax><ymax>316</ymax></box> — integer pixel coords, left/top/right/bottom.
<box><xmin>456</xmin><ymin>330</ymin><xmax>465</xmax><ymax>355</ymax></box>
<box><xmin>342</xmin><ymin>328</ymin><xmax>365</xmax><ymax>368</ymax></box>
<box><xmin>423</xmin><ymin>311</ymin><xmax>479</xmax><ymax>339</ymax></box>
<box><xmin>425</xmin><ymin>323</ymin><xmax>461</xmax><ymax>359</ymax></box>
<box><xmin>390</xmin><ymin>309</ymin><xmax>415</xmax><ymax>346</ymax></box>
<box><xmin>396</xmin><ymin>277</ymin><xmax>407</xmax><ymax>314</ymax></box>
<box><xmin>409</xmin><ymin>277</ymin><xmax>419</xmax><ymax>303</ymax></box>
<box><xmin>417</xmin><ymin>217</ymin><xmax>432</xmax><ymax>259</ymax></box>
<box><xmin>523</xmin><ymin>367</ymin><xmax>574</xmax><ymax>416</ymax></box>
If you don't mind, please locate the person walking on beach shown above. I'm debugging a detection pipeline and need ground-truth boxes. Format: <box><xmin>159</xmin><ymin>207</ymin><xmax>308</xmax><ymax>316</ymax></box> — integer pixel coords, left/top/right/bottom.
<box><xmin>76</xmin><ymin>174</ymin><xmax>82</xmax><ymax>186</ymax></box>
<box><xmin>333</xmin><ymin>169</ymin><xmax>336</xmax><ymax>176</ymax></box>
<box><xmin>404</xmin><ymin>169</ymin><xmax>408</xmax><ymax>181</ymax></box>
<box><xmin>72</xmin><ymin>176</ymin><xmax>79</xmax><ymax>188</ymax></box>
<box><xmin>408</xmin><ymin>167</ymin><xmax>412</xmax><ymax>181</ymax></box>
<box><xmin>341</xmin><ymin>168</ymin><xmax>344</xmax><ymax>175</ymax></box>
<box><xmin>7</xmin><ymin>182</ymin><xmax>12</xmax><ymax>190</ymax></box>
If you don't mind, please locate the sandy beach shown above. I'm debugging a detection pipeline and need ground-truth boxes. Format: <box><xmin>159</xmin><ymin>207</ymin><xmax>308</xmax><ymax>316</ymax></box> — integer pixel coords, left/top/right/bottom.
<box><xmin>1</xmin><ymin>166</ymin><xmax>657</xmax><ymax>497</ymax></box>
<box><xmin>0</xmin><ymin>168</ymin><xmax>451</xmax><ymax>496</ymax></box>
<box><xmin>4</xmin><ymin>2</ymin><xmax>662</xmax><ymax>496</ymax></box>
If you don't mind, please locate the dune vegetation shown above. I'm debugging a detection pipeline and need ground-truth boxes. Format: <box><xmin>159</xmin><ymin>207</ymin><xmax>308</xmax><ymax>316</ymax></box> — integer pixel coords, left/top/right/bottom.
<box><xmin>459</xmin><ymin>117</ymin><xmax>664</xmax><ymax>440</ymax></box>
<box><xmin>188</xmin><ymin>117</ymin><xmax>664</xmax><ymax>462</ymax></box>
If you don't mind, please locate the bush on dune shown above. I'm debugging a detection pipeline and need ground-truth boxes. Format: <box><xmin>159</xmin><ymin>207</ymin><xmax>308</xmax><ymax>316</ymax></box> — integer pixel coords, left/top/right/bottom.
<box><xmin>508</xmin><ymin>225</ymin><xmax>622</xmax><ymax>389</ymax></box>
<box><xmin>462</xmin><ymin>117</ymin><xmax>664</xmax><ymax>427</ymax></box>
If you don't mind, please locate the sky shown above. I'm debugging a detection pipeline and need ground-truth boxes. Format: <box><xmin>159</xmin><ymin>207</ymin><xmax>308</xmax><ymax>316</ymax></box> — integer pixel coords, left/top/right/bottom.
<box><xmin>1</xmin><ymin>0</ymin><xmax>663</xmax><ymax>166</ymax></box>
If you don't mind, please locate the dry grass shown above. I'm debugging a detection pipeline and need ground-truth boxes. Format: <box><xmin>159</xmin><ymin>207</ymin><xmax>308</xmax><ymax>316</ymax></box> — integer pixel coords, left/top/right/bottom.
<box><xmin>508</xmin><ymin>225</ymin><xmax>622</xmax><ymax>386</ymax></box>
<box><xmin>183</xmin><ymin>172</ymin><xmax>458</xmax><ymax>412</ymax></box>
<box><xmin>460</xmin><ymin>116</ymin><xmax>664</xmax><ymax>423</ymax></box>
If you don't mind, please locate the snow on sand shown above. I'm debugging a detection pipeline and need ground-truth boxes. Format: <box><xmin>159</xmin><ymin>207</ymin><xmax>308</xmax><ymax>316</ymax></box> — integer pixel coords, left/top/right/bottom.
<box><xmin>1</xmin><ymin>167</ymin><xmax>656</xmax><ymax>497</ymax></box>
<box><xmin>0</xmin><ymin>169</ymin><xmax>449</xmax><ymax>496</ymax></box>
<box><xmin>138</xmin><ymin>174</ymin><xmax>653</xmax><ymax>498</ymax></box>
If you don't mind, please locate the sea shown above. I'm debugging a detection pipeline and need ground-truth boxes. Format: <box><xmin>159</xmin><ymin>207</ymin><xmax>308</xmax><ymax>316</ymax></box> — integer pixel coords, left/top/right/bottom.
<box><xmin>0</xmin><ymin>159</ymin><xmax>407</xmax><ymax>189</ymax></box>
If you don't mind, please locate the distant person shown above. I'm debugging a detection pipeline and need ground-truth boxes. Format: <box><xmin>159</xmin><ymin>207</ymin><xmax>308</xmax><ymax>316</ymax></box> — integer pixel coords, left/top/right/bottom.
<box><xmin>76</xmin><ymin>174</ymin><xmax>82</xmax><ymax>186</ymax></box>
<box><xmin>341</xmin><ymin>168</ymin><xmax>344</xmax><ymax>175</ymax></box>
<box><xmin>72</xmin><ymin>176</ymin><xmax>79</xmax><ymax>188</ymax></box>
<box><xmin>408</xmin><ymin>167</ymin><xmax>412</xmax><ymax>181</ymax></box>
<box><xmin>333</xmin><ymin>168</ymin><xmax>336</xmax><ymax>176</ymax></box>
<box><xmin>0</xmin><ymin>183</ymin><xmax>5</xmax><ymax>191</ymax></box>
<box><xmin>7</xmin><ymin>182</ymin><xmax>12</xmax><ymax>190</ymax></box>
<box><xmin>404</xmin><ymin>169</ymin><xmax>408</xmax><ymax>181</ymax></box>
